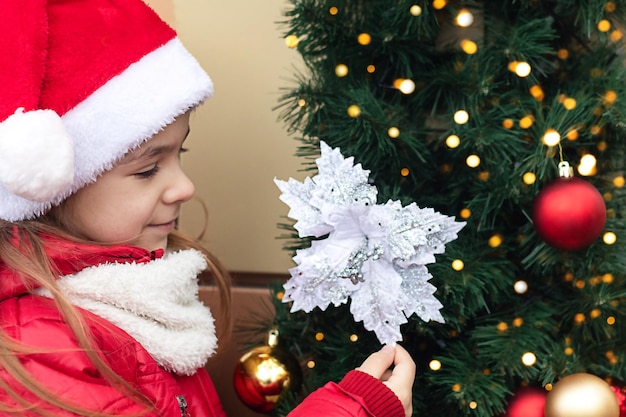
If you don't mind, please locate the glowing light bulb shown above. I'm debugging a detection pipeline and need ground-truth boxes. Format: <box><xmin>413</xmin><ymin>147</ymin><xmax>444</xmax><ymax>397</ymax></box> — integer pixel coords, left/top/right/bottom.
<box><xmin>563</xmin><ymin>97</ymin><xmax>577</xmax><ymax>110</ymax></box>
<box><xmin>285</xmin><ymin>34</ymin><xmax>300</xmax><ymax>48</ymax></box>
<box><xmin>466</xmin><ymin>154</ymin><xmax>480</xmax><ymax>168</ymax></box>
<box><xmin>445</xmin><ymin>134</ymin><xmax>460</xmax><ymax>148</ymax></box>
<box><xmin>578</xmin><ymin>154</ymin><xmax>597</xmax><ymax>176</ymax></box>
<box><xmin>398</xmin><ymin>79</ymin><xmax>416</xmax><ymax>94</ymax></box>
<box><xmin>514</xmin><ymin>62</ymin><xmax>531</xmax><ymax>77</ymax></box>
<box><xmin>451</xmin><ymin>259</ymin><xmax>464</xmax><ymax>271</ymax></box>
<box><xmin>454</xmin><ymin>110</ymin><xmax>469</xmax><ymax>124</ymax></box>
<box><xmin>523</xmin><ymin>172</ymin><xmax>536</xmax><ymax>185</ymax></box>
<box><xmin>598</xmin><ymin>19</ymin><xmax>611</xmax><ymax>32</ymax></box>
<box><xmin>429</xmin><ymin>360</ymin><xmax>442</xmax><ymax>371</ymax></box>
<box><xmin>542</xmin><ymin>128</ymin><xmax>561</xmax><ymax>146</ymax></box>
<box><xmin>519</xmin><ymin>115</ymin><xmax>534</xmax><ymax>129</ymax></box>
<box><xmin>432</xmin><ymin>0</ymin><xmax>447</xmax><ymax>10</ymax></box>
<box><xmin>521</xmin><ymin>352</ymin><xmax>537</xmax><ymax>366</ymax></box>
<box><xmin>455</xmin><ymin>9</ymin><xmax>474</xmax><ymax>27</ymax></box>
<box><xmin>409</xmin><ymin>5</ymin><xmax>423</xmax><ymax>16</ymax></box>
<box><xmin>357</xmin><ymin>33</ymin><xmax>372</xmax><ymax>45</ymax></box>
<box><xmin>604</xmin><ymin>232</ymin><xmax>617</xmax><ymax>245</ymax></box>
<box><xmin>335</xmin><ymin>64</ymin><xmax>348</xmax><ymax>77</ymax></box>
<box><xmin>347</xmin><ymin>105</ymin><xmax>361</xmax><ymax>118</ymax></box>
<box><xmin>514</xmin><ymin>280</ymin><xmax>528</xmax><ymax>294</ymax></box>
<box><xmin>460</xmin><ymin>39</ymin><xmax>477</xmax><ymax>54</ymax></box>
<box><xmin>488</xmin><ymin>234</ymin><xmax>502</xmax><ymax>247</ymax></box>
<box><xmin>387</xmin><ymin>127</ymin><xmax>400</xmax><ymax>138</ymax></box>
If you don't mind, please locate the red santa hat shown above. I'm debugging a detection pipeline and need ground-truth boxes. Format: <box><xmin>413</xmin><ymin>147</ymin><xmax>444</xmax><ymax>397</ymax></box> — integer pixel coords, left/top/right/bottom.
<box><xmin>0</xmin><ymin>0</ymin><xmax>213</xmax><ymax>221</ymax></box>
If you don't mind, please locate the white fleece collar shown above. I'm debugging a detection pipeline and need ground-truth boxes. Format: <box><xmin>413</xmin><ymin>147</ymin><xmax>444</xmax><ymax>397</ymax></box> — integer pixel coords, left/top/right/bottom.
<box><xmin>35</xmin><ymin>249</ymin><xmax>217</xmax><ymax>376</ymax></box>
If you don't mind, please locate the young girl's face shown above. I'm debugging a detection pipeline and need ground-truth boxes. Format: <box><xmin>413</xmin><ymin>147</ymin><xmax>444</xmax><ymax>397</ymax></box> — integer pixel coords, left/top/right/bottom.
<box><xmin>56</xmin><ymin>111</ymin><xmax>195</xmax><ymax>251</ymax></box>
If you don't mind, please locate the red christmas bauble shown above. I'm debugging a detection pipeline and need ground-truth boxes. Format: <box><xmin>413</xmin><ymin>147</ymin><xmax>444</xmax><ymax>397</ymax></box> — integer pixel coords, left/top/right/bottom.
<box><xmin>505</xmin><ymin>387</ymin><xmax>546</xmax><ymax>417</ymax></box>
<box><xmin>610</xmin><ymin>385</ymin><xmax>626</xmax><ymax>417</ymax></box>
<box><xmin>533</xmin><ymin>177</ymin><xmax>606</xmax><ymax>251</ymax></box>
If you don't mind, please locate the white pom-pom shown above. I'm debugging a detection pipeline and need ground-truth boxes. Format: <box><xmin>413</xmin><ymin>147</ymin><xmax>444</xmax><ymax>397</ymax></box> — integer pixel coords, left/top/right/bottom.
<box><xmin>0</xmin><ymin>108</ymin><xmax>74</xmax><ymax>202</ymax></box>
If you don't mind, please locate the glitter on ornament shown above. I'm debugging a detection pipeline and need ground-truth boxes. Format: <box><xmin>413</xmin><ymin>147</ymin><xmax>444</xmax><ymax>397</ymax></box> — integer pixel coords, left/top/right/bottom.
<box><xmin>274</xmin><ymin>142</ymin><xmax>464</xmax><ymax>345</ymax></box>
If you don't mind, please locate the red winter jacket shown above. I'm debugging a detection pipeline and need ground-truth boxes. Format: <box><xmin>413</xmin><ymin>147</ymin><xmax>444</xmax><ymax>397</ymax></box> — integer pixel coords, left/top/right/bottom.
<box><xmin>0</xmin><ymin>236</ymin><xmax>405</xmax><ymax>417</ymax></box>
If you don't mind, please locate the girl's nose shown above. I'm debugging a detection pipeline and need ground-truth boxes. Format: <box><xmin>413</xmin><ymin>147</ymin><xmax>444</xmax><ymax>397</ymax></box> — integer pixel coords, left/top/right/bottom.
<box><xmin>163</xmin><ymin>167</ymin><xmax>195</xmax><ymax>204</ymax></box>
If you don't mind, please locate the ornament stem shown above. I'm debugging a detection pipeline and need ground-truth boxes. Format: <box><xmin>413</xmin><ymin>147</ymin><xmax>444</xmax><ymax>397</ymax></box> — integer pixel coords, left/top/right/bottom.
<box><xmin>267</xmin><ymin>328</ymin><xmax>279</xmax><ymax>347</ymax></box>
<box><xmin>558</xmin><ymin>161</ymin><xmax>573</xmax><ymax>178</ymax></box>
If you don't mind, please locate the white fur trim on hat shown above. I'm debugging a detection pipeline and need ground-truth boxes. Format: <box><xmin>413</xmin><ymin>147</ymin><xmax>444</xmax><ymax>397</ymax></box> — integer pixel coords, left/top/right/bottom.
<box><xmin>0</xmin><ymin>108</ymin><xmax>74</xmax><ymax>202</ymax></box>
<box><xmin>0</xmin><ymin>38</ymin><xmax>212</xmax><ymax>221</ymax></box>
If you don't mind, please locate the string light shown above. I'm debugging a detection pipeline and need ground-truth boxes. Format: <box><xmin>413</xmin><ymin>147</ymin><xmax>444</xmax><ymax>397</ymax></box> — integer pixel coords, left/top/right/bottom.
<box><xmin>460</xmin><ymin>208</ymin><xmax>471</xmax><ymax>219</ymax></box>
<box><xmin>488</xmin><ymin>234</ymin><xmax>502</xmax><ymax>247</ymax></box>
<box><xmin>315</xmin><ymin>332</ymin><xmax>324</xmax><ymax>341</ymax></box>
<box><xmin>519</xmin><ymin>115</ymin><xmax>534</xmax><ymax>129</ymax></box>
<box><xmin>454</xmin><ymin>110</ymin><xmax>469</xmax><ymax>124</ymax></box>
<box><xmin>347</xmin><ymin>104</ymin><xmax>361</xmax><ymax>118</ymax></box>
<box><xmin>611</xmin><ymin>30</ymin><xmax>623</xmax><ymax>41</ymax></box>
<box><xmin>460</xmin><ymin>39</ymin><xmax>477</xmax><ymax>54</ymax></box>
<box><xmin>451</xmin><ymin>259</ymin><xmax>464</xmax><ymax>271</ymax></box>
<box><xmin>603</xmin><ymin>232</ymin><xmax>617</xmax><ymax>245</ymax></box>
<box><xmin>466</xmin><ymin>154</ymin><xmax>480</xmax><ymax>168</ymax></box>
<box><xmin>409</xmin><ymin>5</ymin><xmax>423</xmax><ymax>16</ymax></box>
<box><xmin>598</xmin><ymin>19</ymin><xmax>611</xmax><ymax>32</ymax></box>
<box><xmin>400</xmin><ymin>167</ymin><xmax>410</xmax><ymax>177</ymax></box>
<box><xmin>329</xmin><ymin>6</ymin><xmax>338</xmax><ymax>15</ymax></box>
<box><xmin>604</xmin><ymin>90</ymin><xmax>618</xmax><ymax>105</ymax></box>
<box><xmin>502</xmin><ymin>118</ymin><xmax>514</xmax><ymax>129</ymax></box>
<box><xmin>521</xmin><ymin>352</ymin><xmax>537</xmax><ymax>366</ymax></box>
<box><xmin>514</xmin><ymin>280</ymin><xmax>528</xmax><ymax>294</ymax></box>
<box><xmin>366</xmin><ymin>64</ymin><xmax>376</xmax><ymax>73</ymax></box>
<box><xmin>335</xmin><ymin>64</ymin><xmax>349</xmax><ymax>77</ymax></box>
<box><xmin>432</xmin><ymin>0</ymin><xmax>447</xmax><ymax>10</ymax></box>
<box><xmin>394</xmin><ymin>78</ymin><xmax>416</xmax><ymax>94</ymax></box>
<box><xmin>469</xmin><ymin>402</ymin><xmax>478</xmax><ymax>410</ymax></box>
<box><xmin>523</xmin><ymin>172</ymin><xmax>536</xmax><ymax>185</ymax></box>
<box><xmin>577</xmin><ymin>154</ymin><xmax>596</xmax><ymax>176</ymax></box>
<box><xmin>445</xmin><ymin>134</ymin><xmax>460</xmax><ymax>148</ymax></box>
<box><xmin>563</xmin><ymin>97</ymin><xmax>577</xmax><ymax>110</ymax></box>
<box><xmin>387</xmin><ymin>127</ymin><xmax>400</xmax><ymax>138</ymax></box>
<box><xmin>497</xmin><ymin>322</ymin><xmax>508</xmax><ymax>331</ymax></box>
<box><xmin>429</xmin><ymin>360</ymin><xmax>442</xmax><ymax>371</ymax></box>
<box><xmin>284</xmin><ymin>34</ymin><xmax>300</xmax><ymax>48</ymax></box>
<box><xmin>542</xmin><ymin>128</ymin><xmax>561</xmax><ymax>146</ymax></box>
<box><xmin>512</xmin><ymin>317</ymin><xmax>523</xmax><ymax>327</ymax></box>
<box><xmin>455</xmin><ymin>9</ymin><xmax>474</xmax><ymax>27</ymax></box>
<box><xmin>613</xmin><ymin>176</ymin><xmax>625</xmax><ymax>187</ymax></box>
<box><xmin>566</xmin><ymin>128</ymin><xmax>579</xmax><ymax>141</ymax></box>
<box><xmin>557</xmin><ymin>48</ymin><xmax>569</xmax><ymax>59</ymax></box>
<box><xmin>297</xmin><ymin>99</ymin><xmax>306</xmax><ymax>107</ymax></box>
<box><xmin>307</xmin><ymin>360</ymin><xmax>316</xmax><ymax>368</ymax></box>
<box><xmin>349</xmin><ymin>334</ymin><xmax>359</xmax><ymax>342</ymax></box>
<box><xmin>357</xmin><ymin>33</ymin><xmax>372</xmax><ymax>45</ymax></box>
<box><xmin>514</xmin><ymin>62</ymin><xmax>531</xmax><ymax>77</ymax></box>
<box><xmin>529</xmin><ymin>85</ymin><xmax>544</xmax><ymax>100</ymax></box>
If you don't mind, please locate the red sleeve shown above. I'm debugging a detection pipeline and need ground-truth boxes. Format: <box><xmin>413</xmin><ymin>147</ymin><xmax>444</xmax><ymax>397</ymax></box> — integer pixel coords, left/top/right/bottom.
<box><xmin>287</xmin><ymin>370</ymin><xmax>405</xmax><ymax>417</ymax></box>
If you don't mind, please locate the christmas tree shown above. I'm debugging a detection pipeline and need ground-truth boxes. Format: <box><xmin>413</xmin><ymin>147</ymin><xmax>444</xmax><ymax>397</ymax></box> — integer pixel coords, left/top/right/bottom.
<box><xmin>270</xmin><ymin>1</ymin><xmax>626</xmax><ymax>416</ymax></box>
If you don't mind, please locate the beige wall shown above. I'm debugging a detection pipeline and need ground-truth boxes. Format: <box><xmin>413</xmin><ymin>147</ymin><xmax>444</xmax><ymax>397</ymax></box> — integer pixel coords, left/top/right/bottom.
<box><xmin>145</xmin><ymin>0</ymin><xmax>304</xmax><ymax>274</ymax></box>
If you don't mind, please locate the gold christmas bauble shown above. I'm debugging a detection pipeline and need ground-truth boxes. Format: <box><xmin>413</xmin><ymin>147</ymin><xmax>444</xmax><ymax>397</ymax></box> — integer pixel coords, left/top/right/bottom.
<box><xmin>544</xmin><ymin>373</ymin><xmax>619</xmax><ymax>417</ymax></box>
<box><xmin>233</xmin><ymin>330</ymin><xmax>302</xmax><ymax>413</ymax></box>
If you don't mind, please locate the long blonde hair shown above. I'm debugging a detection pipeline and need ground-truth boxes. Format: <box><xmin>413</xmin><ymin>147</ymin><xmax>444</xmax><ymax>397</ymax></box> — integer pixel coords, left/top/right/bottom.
<box><xmin>0</xmin><ymin>219</ymin><xmax>232</xmax><ymax>416</ymax></box>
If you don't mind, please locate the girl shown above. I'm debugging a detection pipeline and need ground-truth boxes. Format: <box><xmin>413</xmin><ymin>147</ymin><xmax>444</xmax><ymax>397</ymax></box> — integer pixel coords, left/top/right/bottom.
<box><xmin>0</xmin><ymin>1</ymin><xmax>415</xmax><ymax>416</ymax></box>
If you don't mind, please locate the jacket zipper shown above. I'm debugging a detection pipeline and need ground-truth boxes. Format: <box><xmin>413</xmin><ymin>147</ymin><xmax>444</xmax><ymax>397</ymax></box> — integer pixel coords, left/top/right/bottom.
<box><xmin>176</xmin><ymin>395</ymin><xmax>190</xmax><ymax>417</ymax></box>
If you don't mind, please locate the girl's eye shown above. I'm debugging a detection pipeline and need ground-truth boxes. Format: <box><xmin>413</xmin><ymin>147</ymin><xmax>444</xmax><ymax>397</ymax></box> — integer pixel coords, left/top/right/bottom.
<box><xmin>134</xmin><ymin>165</ymin><xmax>160</xmax><ymax>179</ymax></box>
<box><xmin>179</xmin><ymin>147</ymin><xmax>189</xmax><ymax>154</ymax></box>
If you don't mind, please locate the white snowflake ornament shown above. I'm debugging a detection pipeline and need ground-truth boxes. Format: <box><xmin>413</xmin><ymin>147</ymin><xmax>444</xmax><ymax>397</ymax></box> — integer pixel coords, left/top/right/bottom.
<box><xmin>275</xmin><ymin>141</ymin><xmax>464</xmax><ymax>345</ymax></box>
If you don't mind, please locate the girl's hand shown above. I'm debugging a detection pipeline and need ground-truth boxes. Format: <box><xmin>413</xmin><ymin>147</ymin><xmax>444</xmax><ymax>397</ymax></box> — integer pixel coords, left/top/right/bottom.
<box><xmin>357</xmin><ymin>344</ymin><xmax>416</xmax><ymax>417</ymax></box>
